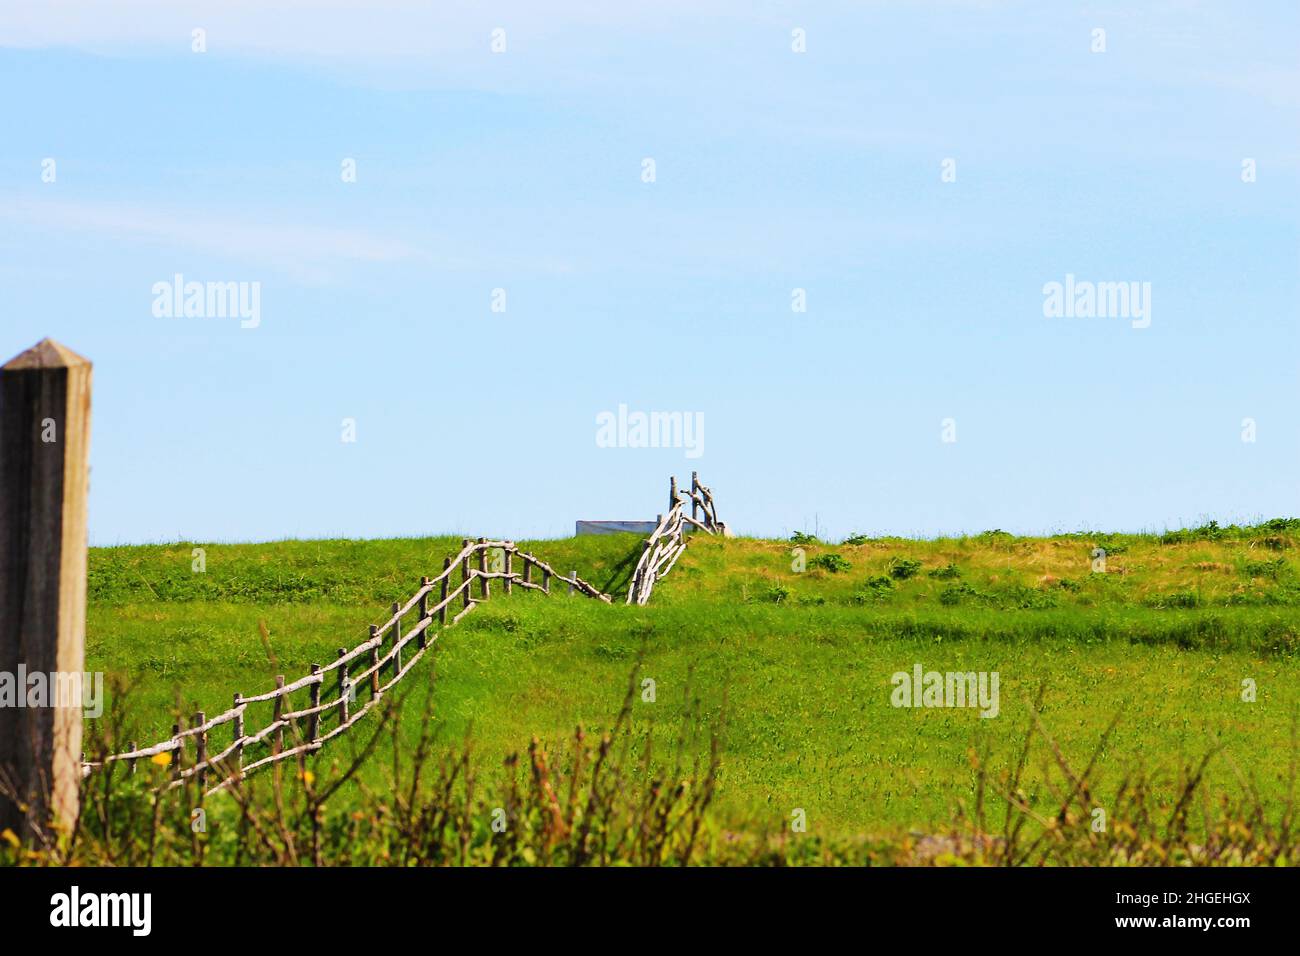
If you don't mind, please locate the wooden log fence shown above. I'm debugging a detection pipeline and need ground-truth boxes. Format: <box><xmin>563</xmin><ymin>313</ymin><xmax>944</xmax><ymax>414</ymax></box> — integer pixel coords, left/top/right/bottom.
<box><xmin>79</xmin><ymin>477</ymin><xmax>719</xmax><ymax>798</ymax></box>
<box><xmin>79</xmin><ymin>538</ymin><xmax>613</xmax><ymax>798</ymax></box>
<box><xmin>626</xmin><ymin>472</ymin><xmax>724</xmax><ymax>606</ymax></box>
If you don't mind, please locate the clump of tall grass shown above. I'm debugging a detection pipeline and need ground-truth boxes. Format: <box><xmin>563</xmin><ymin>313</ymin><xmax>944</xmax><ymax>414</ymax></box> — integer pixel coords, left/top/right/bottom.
<box><xmin>946</xmin><ymin>689</ymin><xmax>1300</xmax><ymax>866</ymax></box>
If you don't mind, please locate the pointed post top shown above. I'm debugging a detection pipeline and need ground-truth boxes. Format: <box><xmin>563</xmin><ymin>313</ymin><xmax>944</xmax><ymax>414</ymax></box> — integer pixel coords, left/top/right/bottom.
<box><xmin>3</xmin><ymin>338</ymin><xmax>91</xmax><ymax>371</ymax></box>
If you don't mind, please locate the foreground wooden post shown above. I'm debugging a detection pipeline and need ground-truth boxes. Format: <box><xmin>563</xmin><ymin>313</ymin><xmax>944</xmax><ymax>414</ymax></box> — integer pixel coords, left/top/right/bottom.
<box><xmin>691</xmin><ymin>471</ymin><xmax>699</xmax><ymax>524</ymax></box>
<box><xmin>503</xmin><ymin>543</ymin><xmax>513</xmax><ymax>595</ymax></box>
<box><xmin>477</xmin><ymin>537</ymin><xmax>490</xmax><ymax>600</ymax></box>
<box><xmin>670</xmin><ymin>476</ymin><xmax>677</xmax><ymax>511</ymax></box>
<box><xmin>0</xmin><ymin>339</ymin><xmax>92</xmax><ymax>840</ymax></box>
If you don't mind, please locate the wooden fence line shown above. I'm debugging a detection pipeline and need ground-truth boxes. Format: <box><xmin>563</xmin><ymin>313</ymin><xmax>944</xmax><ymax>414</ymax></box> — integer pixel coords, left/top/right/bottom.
<box><xmin>81</xmin><ymin>476</ymin><xmax>720</xmax><ymax>798</ymax></box>
<box><xmin>80</xmin><ymin>538</ymin><xmax>613</xmax><ymax>797</ymax></box>
<box><xmin>626</xmin><ymin>472</ymin><xmax>724</xmax><ymax>606</ymax></box>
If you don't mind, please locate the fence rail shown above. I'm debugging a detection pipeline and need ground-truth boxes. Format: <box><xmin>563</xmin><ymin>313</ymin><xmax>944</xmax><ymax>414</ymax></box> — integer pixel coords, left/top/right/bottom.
<box><xmin>83</xmin><ymin>476</ymin><xmax>721</xmax><ymax>797</ymax></box>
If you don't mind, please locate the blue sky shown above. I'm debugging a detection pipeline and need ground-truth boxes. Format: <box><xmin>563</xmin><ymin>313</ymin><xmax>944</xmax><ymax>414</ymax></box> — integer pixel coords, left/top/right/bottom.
<box><xmin>1</xmin><ymin>1</ymin><xmax>1296</xmax><ymax>544</ymax></box>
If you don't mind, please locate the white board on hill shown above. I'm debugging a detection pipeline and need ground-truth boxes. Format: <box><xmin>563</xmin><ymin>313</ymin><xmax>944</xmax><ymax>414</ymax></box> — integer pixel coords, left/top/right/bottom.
<box><xmin>576</xmin><ymin>520</ymin><xmax>658</xmax><ymax>536</ymax></box>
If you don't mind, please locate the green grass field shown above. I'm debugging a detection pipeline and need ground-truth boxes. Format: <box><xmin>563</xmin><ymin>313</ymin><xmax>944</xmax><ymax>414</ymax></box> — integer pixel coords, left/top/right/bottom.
<box><xmin>86</xmin><ymin>523</ymin><xmax>1300</xmax><ymax>843</ymax></box>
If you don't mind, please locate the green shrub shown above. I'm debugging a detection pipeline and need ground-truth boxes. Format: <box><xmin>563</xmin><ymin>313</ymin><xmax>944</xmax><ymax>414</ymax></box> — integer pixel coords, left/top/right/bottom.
<box><xmin>764</xmin><ymin>583</ymin><xmax>791</xmax><ymax>604</ymax></box>
<box><xmin>1242</xmin><ymin>558</ymin><xmax>1288</xmax><ymax>580</ymax></box>
<box><xmin>790</xmin><ymin>531</ymin><xmax>820</xmax><ymax>545</ymax></box>
<box><xmin>887</xmin><ymin>557</ymin><xmax>923</xmax><ymax>580</ymax></box>
<box><xmin>1089</xmin><ymin>536</ymin><xmax>1128</xmax><ymax>556</ymax></box>
<box><xmin>1161</xmin><ymin>520</ymin><xmax>1229</xmax><ymax>545</ymax></box>
<box><xmin>928</xmin><ymin>562</ymin><xmax>961</xmax><ymax>580</ymax></box>
<box><xmin>939</xmin><ymin>583</ymin><xmax>977</xmax><ymax>606</ymax></box>
<box><xmin>855</xmin><ymin>575</ymin><xmax>896</xmax><ymax>603</ymax></box>
<box><xmin>809</xmin><ymin>552</ymin><xmax>852</xmax><ymax>574</ymax></box>
<box><xmin>1261</xmin><ymin>518</ymin><xmax>1300</xmax><ymax>532</ymax></box>
<box><xmin>843</xmin><ymin>533</ymin><xmax>871</xmax><ymax>546</ymax></box>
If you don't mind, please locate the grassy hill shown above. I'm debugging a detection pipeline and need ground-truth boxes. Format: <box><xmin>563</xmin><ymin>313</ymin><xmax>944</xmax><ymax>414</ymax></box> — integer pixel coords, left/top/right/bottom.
<box><xmin>85</xmin><ymin>523</ymin><xmax>1300</xmax><ymax>847</ymax></box>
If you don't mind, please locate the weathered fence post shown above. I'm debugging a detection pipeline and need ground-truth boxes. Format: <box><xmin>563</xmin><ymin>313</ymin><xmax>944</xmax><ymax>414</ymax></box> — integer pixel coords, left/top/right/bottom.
<box><xmin>461</xmin><ymin>539</ymin><xmax>472</xmax><ymax>610</ymax></box>
<box><xmin>542</xmin><ymin>567</ymin><xmax>551</xmax><ymax>594</ymax></box>
<box><xmin>691</xmin><ymin>471</ymin><xmax>699</xmax><ymax>524</ymax></box>
<box><xmin>0</xmin><ymin>339</ymin><xmax>92</xmax><ymax>840</ymax></box>
<box><xmin>417</xmin><ymin>577</ymin><xmax>430</xmax><ymax>649</ymax></box>
<box><xmin>231</xmin><ymin>694</ymin><xmax>244</xmax><ymax>781</ymax></box>
<box><xmin>522</xmin><ymin>556</ymin><xmax>532</xmax><ymax>588</ymax></box>
<box><xmin>477</xmin><ymin>537</ymin><xmax>490</xmax><ymax>600</ymax></box>
<box><xmin>503</xmin><ymin>543</ymin><xmax>513</xmax><ymax>595</ymax></box>
<box><xmin>368</xmin><ymin>626</ymin><xmax>380</xmax><ymax>695</ymax></box>
<box><xmin>439</xmin><ymin>559</ymin><xmax>450</xmax><ymax>625</ymax></box>
<box><xmin>193</xmin><ymin>711</ymin><xmax>207</xmax><ymax>789</ymax></box>
<box><xmin>308</xmin><ymin>665</ymin><xmax>322</xmax><ymax>745</ymax></box>
<box><xmin>569</xmin><ymin>569</ymin><xmax>577</xmax><ymax>597</ymax></box>
<box><xmin>336</xmin><ymin>648</ymin><xmax>350</xmax><ymax>726</ymax></box>
<box><xmin>172</xmin><ymin>722</ymin><xmax>184</xmax><ymax>782</ymax></box>
<box><xmin>631</xmin><ymin>538</ymin><xmax>652</xmax><ymax>604</ymax></box>
<box><xmin>670</xmin><ymin>476</ymin><xmax>677</xmax><ymax>511</ymax></box>
<box><xmin>272</xmin><ymin>676</ymin><xmax>286</xmax><ymax>755</ymax></box>
<box><xmin>390</xmin><ymin>602</ymin><xmax>401</xmax><ymax>677</ymax></box>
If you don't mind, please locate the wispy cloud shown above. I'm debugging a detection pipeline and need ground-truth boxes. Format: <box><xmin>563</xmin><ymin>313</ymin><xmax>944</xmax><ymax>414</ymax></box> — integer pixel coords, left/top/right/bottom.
<box><xmin>0</xmin><ymin>195</ymin><xmax>588</xmax><ymax>282</ymax></box>
<box><xmin>0</xmin><ymin>195</ymin><xmax>433</xmax><ymax>280</ymax></box>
